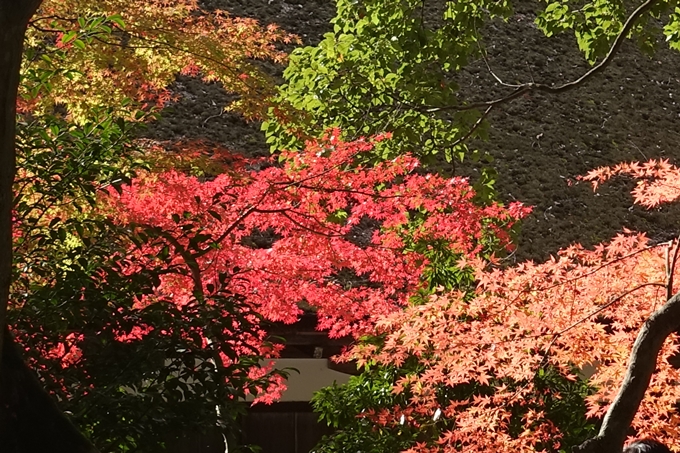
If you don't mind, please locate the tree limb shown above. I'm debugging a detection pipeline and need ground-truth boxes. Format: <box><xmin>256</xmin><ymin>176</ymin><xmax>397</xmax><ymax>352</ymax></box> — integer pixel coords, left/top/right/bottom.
<box><xmin>0</xmin><ymin>327</ymin><xmax>98</xmax><ymax>453</ymax></box>
<box><xmin>573</xmin><ymin>291</ymin><xmax>680</xmax><ymax>453</ymax></box>
<box><xmin>425</xmin><ymin>0</ymin><xmax>659</xmax><ymax>114</ymax></box>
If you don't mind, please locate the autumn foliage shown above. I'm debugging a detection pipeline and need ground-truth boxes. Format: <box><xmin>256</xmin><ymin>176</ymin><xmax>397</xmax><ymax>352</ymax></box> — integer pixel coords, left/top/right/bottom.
<box><xmin>9</xmin><ymin>111</ymin><xmax>293</xmax><ymax>449</ymax></box>
<box><xmin>9</xmin><ymin>86</ymin><xmax>528</xmax><ymax>448</ymax></box>
<box><xmin>340</xmin><ymin>160</ymin><xmax>680</xmax><ymax>452</ymax></box>
<box><xmin>22</xmin><ymin>0</ymin><xmax>298</xmax><ymax>120</ymax></box>
<box><xmin>12</xmin><ymin>0</ymin><xmax>680</xmax><ymax>451</ymax></box>
<box><xmin>110</xmin><ymin>131</ymin><xmax>529</xmax><ymax>339</ymax></box>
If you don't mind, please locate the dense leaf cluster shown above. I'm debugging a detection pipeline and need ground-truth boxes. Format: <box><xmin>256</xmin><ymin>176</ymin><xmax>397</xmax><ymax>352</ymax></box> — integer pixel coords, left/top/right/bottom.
<box><xmin>12</xmin><ymin>111</ymin><xmax>285</xmax><ymax>451</ymax></box>
<box><xmin>13</xmin><ymin>0</ymin><xmax>680</xmax><ymax>452</ymax></box>
<box><xmin>111</xmin><ymin>131</ymin><xmax>528</xmax><ymax>338</ymax></box>
<box><xmin>264</xmin><ymin>0</ymin><xmax>512</xmax><ymax>166</ymax></box>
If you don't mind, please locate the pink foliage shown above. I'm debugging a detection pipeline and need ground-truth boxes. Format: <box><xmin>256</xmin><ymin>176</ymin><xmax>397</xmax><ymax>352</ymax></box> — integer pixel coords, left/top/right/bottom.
<box><xmin>110</xmin><ymin>132</ymin><xmax>529</xmax><ymax>340</ymax></box>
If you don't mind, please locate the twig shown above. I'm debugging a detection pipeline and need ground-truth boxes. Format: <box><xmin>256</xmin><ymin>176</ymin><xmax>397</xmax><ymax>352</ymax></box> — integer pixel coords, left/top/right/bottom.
<box><xmin>449</xmin><ymin>105</ymin><xmax>494</xmax><ymax>149</ymax></box>
<box><xmin>666</xmin><ymin>238</ymin><xmax>680</xmax><ymax>300</ymax></box>
<box><xmin>473</xmin><ymin>20</ymin><xmax>522</xmax><ymax>89</ymax></box>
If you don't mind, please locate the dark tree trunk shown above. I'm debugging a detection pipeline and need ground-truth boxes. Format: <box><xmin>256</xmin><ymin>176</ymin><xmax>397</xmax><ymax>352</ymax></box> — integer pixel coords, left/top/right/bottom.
<box><xmin>0</xmin><ymin>0</ymin><xmax>41</xmax><ymax>358</ymax></box>
<box><xmin>0</xmin><ymin>3</ymin><xmax>99</xmax><ymax>452</ymax></box>
<box><xmin>0</xmin><ymin>328</ymin><xmax>98</xmax><ymax>453</ymax></box>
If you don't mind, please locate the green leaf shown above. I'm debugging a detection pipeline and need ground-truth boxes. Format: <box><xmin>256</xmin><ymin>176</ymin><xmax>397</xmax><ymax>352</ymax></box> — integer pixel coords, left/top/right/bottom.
<box><xmin>61</xmin><ymin>31</ymin><xmax>78</xmax><ymax>45</ymax></box>
<box><xmin>108</xmin><ymin>14</ymin><xmax>126</xmax><ymax>29</ymax></box>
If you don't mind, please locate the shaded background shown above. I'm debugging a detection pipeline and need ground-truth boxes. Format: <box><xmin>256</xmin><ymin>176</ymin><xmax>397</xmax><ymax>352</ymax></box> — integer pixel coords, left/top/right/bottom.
<box><xmin>143</xmin><ymin>0</ymin><xmax>680</xmax><ymax>262</ymax></box>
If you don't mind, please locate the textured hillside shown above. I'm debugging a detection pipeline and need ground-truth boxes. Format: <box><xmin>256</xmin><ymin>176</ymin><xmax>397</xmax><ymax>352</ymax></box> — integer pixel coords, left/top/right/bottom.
<box><xmin>144</xmin><ymin>0</ymin><xmax>680</xmax><ymax>262</ymax></box>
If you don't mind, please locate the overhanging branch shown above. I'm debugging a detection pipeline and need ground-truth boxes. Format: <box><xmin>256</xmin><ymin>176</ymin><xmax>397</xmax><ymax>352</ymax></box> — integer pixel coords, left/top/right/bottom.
<box><xmin>425</xmin><ymin>0</ymin><xmax>659</xmax><ymax>114</ymax></box>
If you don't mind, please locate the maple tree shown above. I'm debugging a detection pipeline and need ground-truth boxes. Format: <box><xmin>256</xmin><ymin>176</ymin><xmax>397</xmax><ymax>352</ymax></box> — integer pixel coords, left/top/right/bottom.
<box><xmin>109</xmin><ymin>131</ymin><xmax>529</xmax><ymax>340</ymax></box>
<box><xmin>312</xmin><ymin>159</ymin><xmax>680</xmax><ymax>453</ymax></box>
<box><xmin>11</xmin><ymin>108</ymin><xmax>292</xmax><ymax>451</ymax></box>
<box><xmin>23</xmin><ymin>0</ymin><xmax>298</xmax><ymax>121</ymax></box>
<box><xmin>264</xmin><ymin>0</ymin><xmax>509</xmax><ymax>163</ymax></box>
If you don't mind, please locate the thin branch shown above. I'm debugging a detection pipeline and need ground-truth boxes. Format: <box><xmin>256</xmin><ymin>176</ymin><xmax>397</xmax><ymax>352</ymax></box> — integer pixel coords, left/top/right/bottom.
<box><xmin>449</xmin><ymin>105</ymin><xmax>493</xmax><ymax>149</ymax></box>
<box><xmin>91</xmin><ymin>35</ymin><xmax>160</xmax><ymax>50</ymax></box>
<box><xmin>281</xmin><ymin>212</ymin><xmax>345</xmax><ymax>238</ymax></box>
<box><xmin>192</xmin><ymin>187</ymin><xmax>274</xmax><ymax>260</ymax></box>
<box><xmin>480</xmin><ymin>47</ymin><xmax>522</xmax><ymax>89</ymax></box>
<box><xmin>472</xmin><ymin>20</ymin><xmax>522</xmax><ymax>89</ymax></box>
<box><xmin>28</xmin><ymin>14</ymin><xmax>76</xmax><ymax>25</ymax></box>
<box><xmin>272</xmin><ymin>182</ymin><xmax>405</xmax><ymax>200</ymax></box>
<box><xmin>667</xmin><ymin>238</ymin><xmax>680</xmax><ymax>300</ymax></box>
<box><xmin>552</xmin><ymin>282</ymin><xmax>666</xmax><ymax>339</ymax></box>
<box><xmin>144</xmin><ymin>226</ymin><xmax>203</xmax><ymax>299</ymax></box>
<box><xmin>497</xmin><ymin>241</ymin><xmax>667</xmax><ymax>310</ymax></box>
<box><xmin>425</xmin><ymin>0</ymin><xmax>659</xmax><ymax>114</ymax></box>
<box><xmin>28</xmin><ymin>24</ymin><xmax>63</xmax><ymax>34</ymax></box>
<box><xmin>194</xmin><ymin>204</ymin><xmax>258</xmax><ymax>259</ymax></box>
<box><xmin>277</xmin><ymin>159</ymin><xmax>353</xmax><ymax>191</ymax></box>
<box><xmin>439</xmin><ymin>282</ymin><xmax>667</xmax><ymax>353</ymax></box>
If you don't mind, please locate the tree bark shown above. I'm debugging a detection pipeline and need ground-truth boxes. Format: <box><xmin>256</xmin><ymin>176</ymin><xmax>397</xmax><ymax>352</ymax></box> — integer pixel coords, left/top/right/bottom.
<box><xmin>0</xmin><ymin>0</ymin><xmax>43</xmax><ymax>360</ymax></box>
<box><xmin>0</xmin><ymin>3</ymin><xmax>99</xmax><ymax>452</ymax></box>
<box><xmin>573</xmin><ymin>292</ymin><xmax>680</xmax><ymax>453</ymax></box>
<box><xmin>0</xmin><ymin>328</ymin><xmax>98</xmax><ymax>453</ymax></box>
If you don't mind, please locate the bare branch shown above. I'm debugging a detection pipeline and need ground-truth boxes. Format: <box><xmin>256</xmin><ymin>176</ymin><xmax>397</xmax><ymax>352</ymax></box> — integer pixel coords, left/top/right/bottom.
<box><xmin>573</xmin><ymin>291</ymin><xmax>680</xmax><ymax>453</ymax></box>
<box><xmin>666</xmin><ymin>238</ymin><xmax>680</xmax><ymax>300</ymax></box>
<box><xmin>426</xmin><ymin>0</ymin><xmax>659</xmax><ymax>114</ymax></box>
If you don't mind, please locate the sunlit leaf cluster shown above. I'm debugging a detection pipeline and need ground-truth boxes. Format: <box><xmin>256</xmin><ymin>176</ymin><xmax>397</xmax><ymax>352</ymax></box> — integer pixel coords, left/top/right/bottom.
<box><xmin>110</xmin><ymin>131</ymin><xmax>529</xmax><ymax>339</ymax></box>
<box><xmin>345</xmin><ymin>162</ymin><xmax>680</xmax><ymax>452</ymax></box>
<box><xmin>22</xmin><ymin>0</ymin><xmax>298</xmax><ymax>121</ymax></box>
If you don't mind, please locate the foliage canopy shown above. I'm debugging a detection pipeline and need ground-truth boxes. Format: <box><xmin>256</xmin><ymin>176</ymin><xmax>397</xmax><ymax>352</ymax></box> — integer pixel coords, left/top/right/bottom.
<box><xmin>9</xmin><ymin>0</ymin><xmax>680</xmax><ymax>452</ymax></box>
